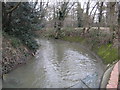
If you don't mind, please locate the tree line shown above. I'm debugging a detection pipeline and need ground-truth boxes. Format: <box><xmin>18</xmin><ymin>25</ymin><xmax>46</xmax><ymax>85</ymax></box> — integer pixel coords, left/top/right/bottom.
<box><xmin>2</xmin><ymin>1</ymin><xmax>120</xmax><ymax>53</ymax></box>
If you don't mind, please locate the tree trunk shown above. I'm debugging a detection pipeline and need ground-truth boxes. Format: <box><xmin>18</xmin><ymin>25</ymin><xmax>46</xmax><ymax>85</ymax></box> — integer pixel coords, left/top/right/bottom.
<box><xmin>82</xmin><ymin>1</ymin><xmax>90</xmax><ymax>37</ymax></box>
<box><xmin>54</xmin><ymin>2</ymin><xmax>74</xmax><ymax>39</ymax></box>
<box><xmin>118</xmin><ymin>3</ymin><xmax>120</xmax><ymax>59</ymax></box>
<box><xmin>55</xmin><ymin>19</ymin><xmax>63</xmax><ymax>39</ymax></box>
<box><xmin>77</xmin><ymin>2</ymin><xmax>83</xmax><ymax>27</ymax></box>
<box><xmin>98</xmin><ymin>2</ymin><xmax>103</xmax><ymax>31</ymax></box>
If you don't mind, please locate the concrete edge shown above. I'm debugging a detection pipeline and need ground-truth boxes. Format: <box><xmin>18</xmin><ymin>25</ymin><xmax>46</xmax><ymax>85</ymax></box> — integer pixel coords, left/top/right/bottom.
<box><xmin>106</xmin><ymin>60</ymin><xmax>120</xmax><ymax>89</ymax></box>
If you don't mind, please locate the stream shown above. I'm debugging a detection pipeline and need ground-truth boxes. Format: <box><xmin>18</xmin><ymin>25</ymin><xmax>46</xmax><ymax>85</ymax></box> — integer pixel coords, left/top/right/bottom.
<box><xmin>2</xmin><ymin>38</ymin><xmax>105</xmax><ymax>88</ymax></box>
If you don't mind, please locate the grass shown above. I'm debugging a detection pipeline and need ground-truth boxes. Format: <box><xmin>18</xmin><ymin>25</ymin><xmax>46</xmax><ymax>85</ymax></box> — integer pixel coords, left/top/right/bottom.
<box><xmin>61</xmin><ymin>36</ymin><xmax>118</xmax><ymax>64</ymax></box>
<box><xmin>62</xmin><ymin>36</ymin><xmax>85</xmax><ymax>43</ymax></box>
<box><xmin>96</xmin><ymin>44</ymin><xmax>118</xmax><ymax>64</ymax></box>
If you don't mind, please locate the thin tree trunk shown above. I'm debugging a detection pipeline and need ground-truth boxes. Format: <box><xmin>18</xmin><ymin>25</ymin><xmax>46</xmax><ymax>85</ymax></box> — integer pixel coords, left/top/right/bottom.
<box><xmin>6</xmin><ymin>2</ymin><xmax>21</xmax><ymax>14</ymax></box>
<box><xmin>118</xmin><ymin>3</ymin><xmax>120</xmax><ymax>59</ymax></box>
<box><xmin>98</xmin><ymin>2</ymin><xmax>103</xmax><ymax>31</ymax></box>
<box><xmin>54</xmin><ymin>2</ymin><xmax>74</xmax><ymax>39</ymax></box>
<box><xmin>83</xmin><ymin>1</ymin><xmax>90</xmax><ymax>36</ymax></box>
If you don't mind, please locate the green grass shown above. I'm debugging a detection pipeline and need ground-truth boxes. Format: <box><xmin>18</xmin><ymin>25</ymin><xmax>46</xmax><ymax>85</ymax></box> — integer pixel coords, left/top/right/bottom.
<box><xmin>62</xmin><ymin>36</ymin><xmax>85</xmax><ymax>43</ymax></box>
<box><xmin>62</xmin><ymin>36</ymin><xmax>118</xmax><ymax>64</ymax></box>
<box><xmin>96</xmin><ymin>44</ymin><xmax>118</xmax><ymax>64</ymax></box>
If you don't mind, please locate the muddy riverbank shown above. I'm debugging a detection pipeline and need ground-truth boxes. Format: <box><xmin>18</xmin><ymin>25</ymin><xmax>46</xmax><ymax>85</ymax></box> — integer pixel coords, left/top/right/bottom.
<box><xmin>2</xmin><ymin>35</ymin><xmax>34</xmax><ymax>76</ymax></box>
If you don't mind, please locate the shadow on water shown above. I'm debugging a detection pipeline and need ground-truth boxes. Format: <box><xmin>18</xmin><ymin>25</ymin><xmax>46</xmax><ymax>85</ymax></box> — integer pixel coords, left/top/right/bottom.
<box><xmin>3</xmin><ymin>38</ymin><xmax>105</xmax><ymax>88</ymax></box>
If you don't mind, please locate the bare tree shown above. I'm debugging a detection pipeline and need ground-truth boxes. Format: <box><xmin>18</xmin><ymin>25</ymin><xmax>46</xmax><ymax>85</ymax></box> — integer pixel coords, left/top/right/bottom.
<box><xmin>85</xmin><ymin>1</ymin><xmax>90</xmax><ymax>28</ymax></box>
<box><xmin>118</xmin><ymin>3</ymin><xmax>120</xmax><ymax>26</ymax></box>
<box><xmin>106</xmin><ymin>2</ymin><xmax>116</xmax><ymax>29</ymax></box>
<box><xmin>82</xmin><ymin>1</ymin><xmax>90</xmax><ymax>36</ymax></box>
<box><xmin>90</xmin><ymin>2</ymin><xmax>99</xmax><ymax>27</ymax></box>
<box><xmin>98</xmin><ymin>2</ymin><xmax>104</xmax><ymax>31</ymax></box>
<box><xmin>54</xmin><ymin>1</ymin><xmax>75</xmax><ymax>39</ymax></box>
<box><xmin>76</xmin><ymin>2</ymin><xmax>83</xmax><ymax>27</ymax></box>
<box><xmin>36</xmin><ymin>1</ymin><xmax>49</xmax><ymax>28</ymax></box>
<box><xmin>118</xmin><ymin>2</ymin><xmax>120</xmax><ymax>59</ymax></box>
<box><xmin>118</xmin><ymin>4</ymin><xmax>120</xmax><ymax>44</ymax></box>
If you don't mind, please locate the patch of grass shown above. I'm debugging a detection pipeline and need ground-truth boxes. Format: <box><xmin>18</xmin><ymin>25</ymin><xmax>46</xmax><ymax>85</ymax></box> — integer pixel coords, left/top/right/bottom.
<box><xmin>62</xmin><ymin>36</ymin><xmax>85</xmax><ymax>43</ymax></box>
<box><xmin>62</xmin><ymin>35</ymin><xmax>118</xmax><ymax>64</ymax></box>
<box><xmin>96</xmin><ymin>44</ymin><xmax>118</xmax><ymax>64</ymax></box>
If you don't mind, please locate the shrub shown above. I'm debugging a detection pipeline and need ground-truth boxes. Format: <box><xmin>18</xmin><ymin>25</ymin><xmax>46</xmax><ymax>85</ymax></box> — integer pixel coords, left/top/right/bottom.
<box><xmin>10</xmin><ymin>37</ymin><xmax>21</xmax><ymax>48</ymax></box>
<box><xmin>3</xmin><ymin>2</ymin><xmax>39</xmax><ymax>52</ymax></box>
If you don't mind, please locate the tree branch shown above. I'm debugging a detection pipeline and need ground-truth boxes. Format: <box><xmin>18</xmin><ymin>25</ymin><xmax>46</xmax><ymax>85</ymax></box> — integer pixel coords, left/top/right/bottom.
<box><xmin>90</xmin><ymin>2</ymin><xmax>98</xmax><ymax>16</ymax></box>
<box><xmin>6</xmin><ymin>2</ymin><xmax>21</xmax><ymax>14</ymax></box>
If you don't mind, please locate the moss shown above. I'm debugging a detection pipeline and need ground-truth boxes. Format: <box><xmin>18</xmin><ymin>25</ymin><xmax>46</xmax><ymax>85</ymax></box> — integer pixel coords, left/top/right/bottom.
<box><xmin>61</xmin><ymin>36</ymin><xmax>118</xmax><ymax>64</ymax></box>
<box><xmin>96</xmin><ymin>44</ymin><xmax>118</xmax><ymax>64</ymax></box>
<box><xmin>62</xmin><ymin>36</ymin><xmax>85</xmax><ymax>43</ymax></box>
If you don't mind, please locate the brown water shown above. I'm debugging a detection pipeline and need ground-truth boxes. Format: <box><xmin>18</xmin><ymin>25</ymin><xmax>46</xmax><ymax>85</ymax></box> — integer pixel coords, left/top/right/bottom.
<box><xmin>2</xmin><ymin>38</ymin><xmax>105</xmax><ymax>88</ymax></box>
